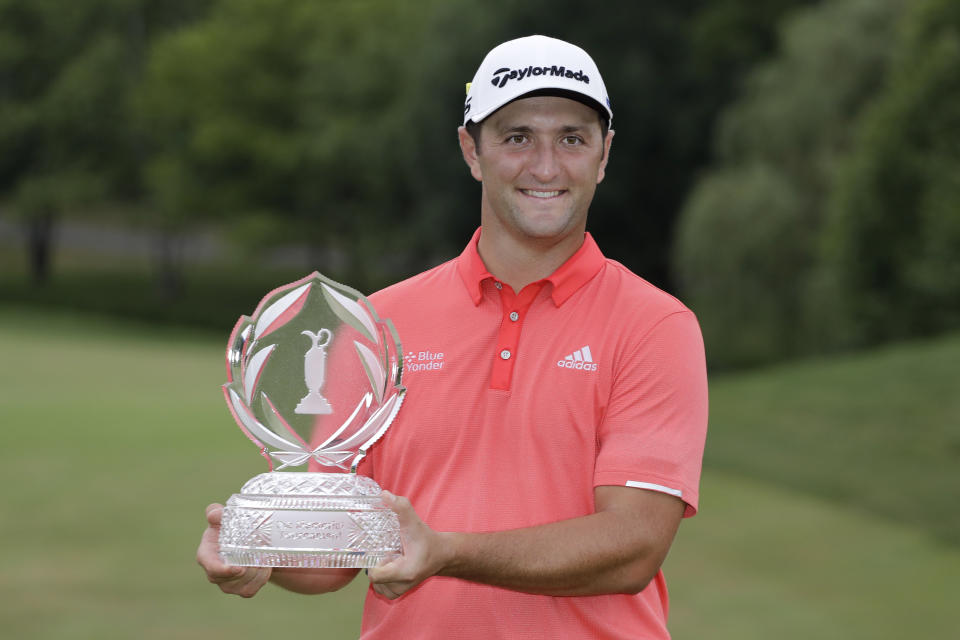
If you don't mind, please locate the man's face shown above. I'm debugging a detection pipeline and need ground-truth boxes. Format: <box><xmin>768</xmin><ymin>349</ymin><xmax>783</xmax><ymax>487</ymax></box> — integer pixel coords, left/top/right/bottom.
<box><xmin>459</xmin><ymin>96</ymin><xmax>613</xmax><ymax>247</ymax></box>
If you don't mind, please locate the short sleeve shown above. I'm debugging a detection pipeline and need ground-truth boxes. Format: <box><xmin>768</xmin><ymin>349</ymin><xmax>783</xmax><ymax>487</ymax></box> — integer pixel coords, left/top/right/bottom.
<box><xmin>594</xmin><ymin>310</ymin><xmax>708</xmax><ymax>517</ymax></box>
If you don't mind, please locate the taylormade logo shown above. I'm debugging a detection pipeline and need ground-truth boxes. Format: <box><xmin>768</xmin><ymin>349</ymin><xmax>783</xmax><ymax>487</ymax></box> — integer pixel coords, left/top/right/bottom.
<box><xmin>491</xmin><ymin>65</ymin><xmax>590</xmax><ymax>89</ymax></box>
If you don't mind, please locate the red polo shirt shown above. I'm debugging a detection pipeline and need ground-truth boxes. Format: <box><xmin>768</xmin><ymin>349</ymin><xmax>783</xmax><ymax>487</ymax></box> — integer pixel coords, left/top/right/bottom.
<box><xmin>359</xmin><ymin>228</ymin><xmax>708</xmax><ymax>639</ymax></box>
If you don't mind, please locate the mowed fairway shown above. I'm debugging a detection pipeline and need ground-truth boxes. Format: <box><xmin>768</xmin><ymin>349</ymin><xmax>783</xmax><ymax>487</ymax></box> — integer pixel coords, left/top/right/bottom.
<box><xmin>0</xmin><ymin>308</ymin><xmax>367</xmax><ymax>638</ymax></box>
<box><xmin>1</xmin><ymin>307</ymin><xmax>957</xmax><ymax>638</ymax></box>
<box><xmin>666</xmin><ymin>471</ymin><xmax>959</xmax><ymax>638</ymax></box>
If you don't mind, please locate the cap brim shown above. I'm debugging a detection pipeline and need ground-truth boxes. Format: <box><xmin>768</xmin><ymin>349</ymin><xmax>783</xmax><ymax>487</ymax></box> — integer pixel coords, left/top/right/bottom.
<box><xmin>466</xmin><ymin>87</ymin><xmax>612</xmax><ymax>126</ymax></box>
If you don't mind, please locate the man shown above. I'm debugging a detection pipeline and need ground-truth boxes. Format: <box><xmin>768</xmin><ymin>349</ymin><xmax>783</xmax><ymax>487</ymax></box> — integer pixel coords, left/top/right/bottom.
<box><xmin>198</xmin><ymin>35</ymin><xmax>708</xmax><ymax>639</ymax></box>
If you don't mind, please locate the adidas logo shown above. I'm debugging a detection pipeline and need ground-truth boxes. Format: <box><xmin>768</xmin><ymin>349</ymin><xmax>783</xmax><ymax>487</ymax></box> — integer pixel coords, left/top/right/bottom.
<box><xmin>557</xmin><ymin>346</ymin><xmax>598</xmax><ymax>371</ymax></box>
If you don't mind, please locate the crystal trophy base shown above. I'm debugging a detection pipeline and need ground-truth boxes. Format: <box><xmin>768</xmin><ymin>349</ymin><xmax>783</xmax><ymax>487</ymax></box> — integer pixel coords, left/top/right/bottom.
<box><xmin>219</xmin><ymin>472</ymin><xmax>402</xmax><ymax>568</ymax></box>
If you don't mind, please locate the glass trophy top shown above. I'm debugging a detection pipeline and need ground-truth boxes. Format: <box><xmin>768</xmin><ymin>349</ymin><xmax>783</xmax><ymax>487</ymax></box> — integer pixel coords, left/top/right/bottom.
<box><xmin>223</xmin><ymin>272</ymin><xmax>404</xmax><ymax>473</ymax></box>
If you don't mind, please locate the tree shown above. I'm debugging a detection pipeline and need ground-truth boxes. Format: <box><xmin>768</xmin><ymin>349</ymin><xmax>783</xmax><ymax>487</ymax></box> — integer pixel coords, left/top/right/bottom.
<box><xmin>0</xmin><ymin>0</ymin><xmax>210</xmax><ymax>285</ymax></box>
<box><xmin>137</xmin><ymin>0</ymin><xmax>442</xmax><ymax>293</ymax></box>
<box><xmin>818</xmin><ymin>0</ymin><xmax>960</xmax><ymax>347</ymax></box>
<box><xmin>673</xmin><ymin>0</ymin><xmax>907</xmax><ymax>367</ymax></box>
<box><xmin>0</xmin><ymin>0</ymin><xmax>122</xmax><ymax>282</ymax></box>
<box><xmin>674</xmin><ymin>164</ymin><xmax>807</xmax><ymax>366</ymax></box>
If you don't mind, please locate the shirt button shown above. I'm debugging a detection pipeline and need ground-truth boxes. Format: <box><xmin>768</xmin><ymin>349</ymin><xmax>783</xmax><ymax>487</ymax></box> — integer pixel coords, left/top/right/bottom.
<box><xmin>509</xmin><ymin>311</ymin><xmax>519</xmax><ymax>322</ymax></box>
<box><xmin>500</xmin><ymin>349</ymin><xmax>512</xmax><ymax>360</ymax></box>
<box><xmin>494</xmin><ymin>282</ymin><xmax>503</xmax><ymax>290</ymax></box>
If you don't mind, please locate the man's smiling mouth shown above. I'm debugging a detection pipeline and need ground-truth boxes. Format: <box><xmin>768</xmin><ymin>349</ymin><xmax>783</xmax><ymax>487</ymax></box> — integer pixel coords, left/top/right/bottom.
<box><xmin>520</xmin><ymin>189</ymin><xmax>564</xmax><ymax>198</ymax></box>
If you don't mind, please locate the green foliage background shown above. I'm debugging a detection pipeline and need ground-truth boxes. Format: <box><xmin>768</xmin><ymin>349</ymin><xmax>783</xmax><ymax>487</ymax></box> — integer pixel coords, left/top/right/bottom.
<box><xmin>673</xmin><ymin>0</ymin><xmax>960</xmax><ymax>368</ymax></box>
<box><xmin>3</xmin><ymin>0</ymin><xmax>955</xmax><ymax>370</ymax></box>
<box><xmin>0</xmin><ymin>0</ymin><xmax>813</xmax><ymax>295</ymax></box>
<box><xmin>818</xmin><ymin>0</ymin><xmax>960</xmax><ymax>348</ymax></box>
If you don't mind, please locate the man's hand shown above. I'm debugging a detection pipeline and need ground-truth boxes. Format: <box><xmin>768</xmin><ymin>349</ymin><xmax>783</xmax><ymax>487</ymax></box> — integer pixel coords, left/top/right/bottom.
<box><xmin>367</xmin><ymin>491</ymin><xmax>451</xmax><ymax>600</ymax></box>
<box><xmin>196</xmin><ymin>503</ymin><xmax>272</xmax><ymax>598</ymax></box>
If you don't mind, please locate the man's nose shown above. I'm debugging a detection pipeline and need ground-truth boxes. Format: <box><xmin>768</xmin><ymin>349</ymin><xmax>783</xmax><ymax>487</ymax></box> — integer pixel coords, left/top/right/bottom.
<box><xmin>528</xmin><ymin>142</ymin><xmax>561</xmax><ymax>183</ymax></box>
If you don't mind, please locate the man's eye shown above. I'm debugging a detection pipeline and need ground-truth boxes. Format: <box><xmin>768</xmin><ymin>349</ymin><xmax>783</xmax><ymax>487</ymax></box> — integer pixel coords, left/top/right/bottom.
<box><xmin>563</xmin><ymin>136</ymin><xmax>583</xmax><ymax>145</ymax></box>
<box><xmin>507</xmin><ymin>134</ymin><xmax>527</xmax><ymax>144</ymax></box>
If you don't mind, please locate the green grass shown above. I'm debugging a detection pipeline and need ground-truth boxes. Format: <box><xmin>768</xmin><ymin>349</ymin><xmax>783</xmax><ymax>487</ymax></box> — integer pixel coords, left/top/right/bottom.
<box><xmin>666</xmin><ymin>470</ymin><xmax>960</xmax><ymax>639</ymax></box>
<box><xmin>704</xmin><ymin>334</ymin><xmax>960</xmax><ymax>545</ymax></box>
<box><xmin>0</xmin><ymin>306</ymin><xmax>957</xmax><ymax>638</ymax></box>
<box><xmin>0</xmin><ymin>306</ymin><xmax>367</xmax><ymax>639</ymax></box>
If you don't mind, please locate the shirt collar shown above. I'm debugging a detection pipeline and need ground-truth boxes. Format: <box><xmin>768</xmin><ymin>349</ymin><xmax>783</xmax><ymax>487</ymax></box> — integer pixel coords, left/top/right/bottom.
<box><xmin>456</xmin><ymin>227</ymin><xmax>606</xmax><ymax>306</ymax></box>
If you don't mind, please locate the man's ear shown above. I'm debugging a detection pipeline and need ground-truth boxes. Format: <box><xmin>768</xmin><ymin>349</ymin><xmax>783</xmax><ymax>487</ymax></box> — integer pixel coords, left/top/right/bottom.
<box><xmin>597</xmin><ymin>128</ymin><xmax>614</xmax><ymax>184</ymax></box>
<box><xmin>458</xmin><ymin>126</ymin><xmax>484</xmax><ymax>182</ymax></box>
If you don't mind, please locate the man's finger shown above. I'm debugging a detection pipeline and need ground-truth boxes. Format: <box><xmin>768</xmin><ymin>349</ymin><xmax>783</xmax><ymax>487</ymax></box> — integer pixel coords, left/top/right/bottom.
<box><xmin>198</xmin><ymin>541</ymin><xmax>243</xmax><ymax>581</ymax></box>
<box><xmin>198</xmin><ymin>504</ymin><xmax>243</xmax><ymax>580</ymax></box>
<box><xmin>371</xmin><ymin>580</ymin><xmax>402</xmax><ymax>600</ymax></box>
<box><xmin>208</xmin><ymin>566</ymin><xmax>246</xmax><ymax>584</ymax></box>
<box><xmin>205</xmin><ymin>503</ymin><xmax>224</xmax><ymax>527</ymax></box>
<box><xmin>381</xmin><ymin>491</ymin><xmax>418</xmax><ymax>529</ymax></box>
<box><xmin>230</xmin><ymin>566</ymin><xmax>269</xmax><ymax>590</ymax></box>
<box><xmin>367</xmin><ymin>558</ymin><xmax>401</xmax><ymax>583</ymax></box>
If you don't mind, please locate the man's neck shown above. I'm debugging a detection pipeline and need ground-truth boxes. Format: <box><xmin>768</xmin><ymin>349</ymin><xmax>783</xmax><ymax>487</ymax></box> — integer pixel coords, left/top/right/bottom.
<box><xmin>476</xmin><ymin>225</ymin><xmax>585</xmax><ymax>293</ymax></box>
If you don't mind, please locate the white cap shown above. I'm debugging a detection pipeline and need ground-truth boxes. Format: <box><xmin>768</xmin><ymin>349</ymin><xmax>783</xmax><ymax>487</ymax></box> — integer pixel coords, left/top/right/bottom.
<box><xmin>463</xmin><ymin>35</ymin><xmax>612</xmax><ymax>127</ymax></box>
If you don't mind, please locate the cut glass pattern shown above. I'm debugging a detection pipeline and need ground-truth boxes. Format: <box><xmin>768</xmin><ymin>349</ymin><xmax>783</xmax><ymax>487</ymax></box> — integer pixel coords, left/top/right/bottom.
<box><xmin>219</xmin><ymin>473</ymin><xmax>402</xmax><ymax>568</ymax></box>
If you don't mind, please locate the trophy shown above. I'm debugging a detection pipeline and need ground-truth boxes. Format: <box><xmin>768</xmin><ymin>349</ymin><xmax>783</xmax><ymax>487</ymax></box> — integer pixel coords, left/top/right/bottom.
<box><xmin>218</xmin><ymin>272</ymin><xmax>405</xmax><ymax>568</ymax></box>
